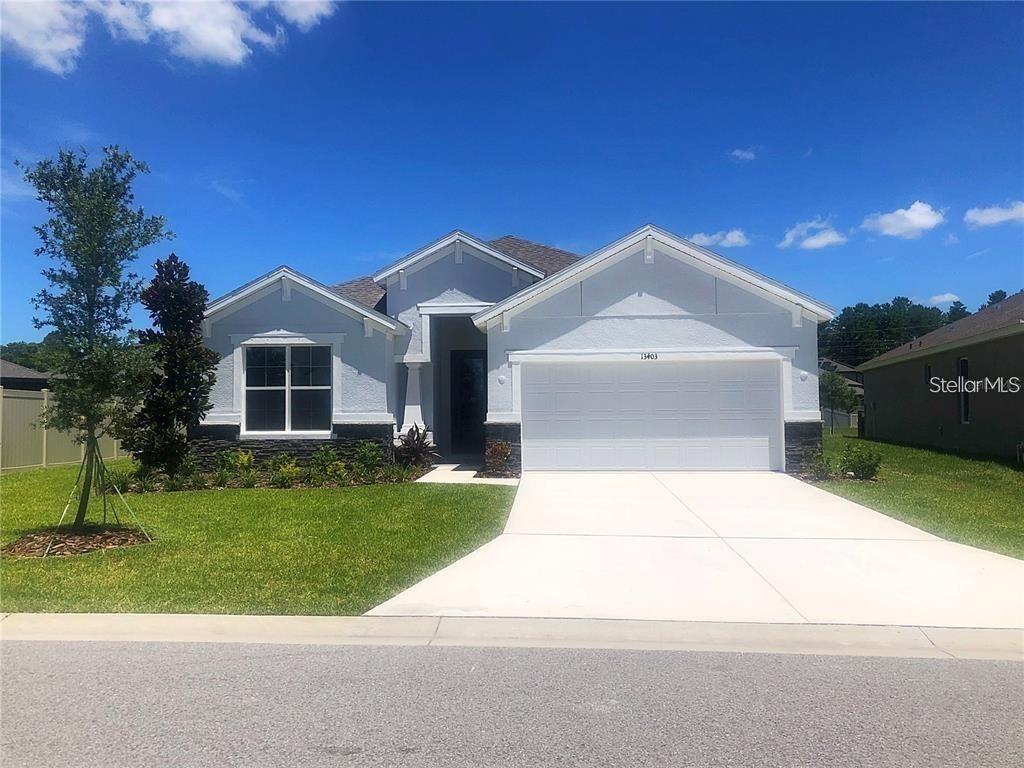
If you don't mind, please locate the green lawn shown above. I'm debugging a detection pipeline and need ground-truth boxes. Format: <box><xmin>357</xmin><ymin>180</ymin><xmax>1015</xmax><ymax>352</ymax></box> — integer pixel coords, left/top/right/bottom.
<box><xmin>818</xmin><ymin>430</ymin><xmax>1024</xmax><ymax>559</ymax></box>
<box><xmin>0</xmin><ymin>463</ymin><xmax>515</xmax><ymax>614</ymax></box>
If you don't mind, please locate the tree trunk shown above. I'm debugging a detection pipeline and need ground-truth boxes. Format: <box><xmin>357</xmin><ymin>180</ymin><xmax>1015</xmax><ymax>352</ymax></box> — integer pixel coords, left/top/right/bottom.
<box><xmin>72</xmin><ymin>431</ymin><xmax>96</xmax><ymax>532</ymax></box>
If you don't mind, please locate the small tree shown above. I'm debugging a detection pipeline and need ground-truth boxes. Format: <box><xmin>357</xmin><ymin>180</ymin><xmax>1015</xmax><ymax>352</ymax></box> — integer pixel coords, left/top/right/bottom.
<box><xmin>21</xmin><ymin>147</ymin><xmax>170</xmax><ymax>531</ymax></box>
<box><xmin>819</xmin><ymin>370</ymin><xmax>859</xmax><ymax>435</ymax></box>
<box><xmin>124</xmin><ymin>254</ymin><xmax>218</xmax><ymax>476</ymax></box>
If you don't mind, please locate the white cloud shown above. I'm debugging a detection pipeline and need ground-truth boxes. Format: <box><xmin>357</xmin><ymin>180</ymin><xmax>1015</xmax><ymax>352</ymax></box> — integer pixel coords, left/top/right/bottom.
<box><xmin>209</xmin><ymin>179</ymin><xmax>244</xmax><ymax>202</ymax></box>
<box><xmin>689</xmin><ymin>229</ymin><xmax>750</xmax><ymax>248</ymax></box>
<box><xmin>1</xmin><ymin>0</ymin><xmax>337</xmax><ymax>73</ymax></box>
<box><xmin>777</xmin><ymin>217</ymin><xmax>846</xmax><ymax>250</ymax></box>
<box><xmin>273</xmin><ymin>1</ymin><xmax>335</xmax><ymax>32</ymax></box>
<box><xmin>964</xmin><ymin>200</ymin><xmax>1024</xmax><ymax>228</ymax></box>
<box><xmin>799</xmin><ymin>228</ymin><xmax>847</xmax><ymax>250</ymax></box>
<box><xmin>0</xmin><ymin>0</ymin><xmax>87</xmax><ymax>75</ymax></box>
<box><xmin>861</xmin><ymin>201</ymin><xmax>944</xmax><ymax>239</ymax></box>
<box><xmin>944</xmin><ymin>233</ymin><xmax>960</xmax><ymax>246</ymax></box>
<box><xmin>729</xmin><ymin>147</ymin><xmax>756</xmax><ymax>162</ymax></box>
<box><xmin>928</xmin><ymin>293</ymin><xmax>959</xmax><ymax>306</ymax></box>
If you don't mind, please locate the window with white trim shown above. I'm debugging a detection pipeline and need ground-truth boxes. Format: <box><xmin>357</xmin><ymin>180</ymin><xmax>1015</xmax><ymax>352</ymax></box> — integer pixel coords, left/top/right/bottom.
<box><xmin>244</xmin><ymin>345</ymin><xmax>332</xmax><ymax>432</ymax></box>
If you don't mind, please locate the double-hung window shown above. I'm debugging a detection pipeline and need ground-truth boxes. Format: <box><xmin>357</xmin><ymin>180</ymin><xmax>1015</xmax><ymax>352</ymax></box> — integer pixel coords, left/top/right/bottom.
<box><xmin>244</xmin><ymin>345</ymin><xmax>332</xmax><ymax>433</ymax></box>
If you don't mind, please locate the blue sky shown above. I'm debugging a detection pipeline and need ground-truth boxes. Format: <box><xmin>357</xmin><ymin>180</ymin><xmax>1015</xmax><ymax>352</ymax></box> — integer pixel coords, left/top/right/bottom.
<box><xmin>2</xmin><ymin>1</ymin><xmax>1022</xmax><ymax>342</ymax></box>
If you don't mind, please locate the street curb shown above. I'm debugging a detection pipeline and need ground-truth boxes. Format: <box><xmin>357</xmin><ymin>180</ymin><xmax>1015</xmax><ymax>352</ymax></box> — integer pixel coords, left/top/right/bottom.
<box><xmin>1</xmin><ymin>613</ymin><xmax>1021</xmax><ymax>660</ymax></box>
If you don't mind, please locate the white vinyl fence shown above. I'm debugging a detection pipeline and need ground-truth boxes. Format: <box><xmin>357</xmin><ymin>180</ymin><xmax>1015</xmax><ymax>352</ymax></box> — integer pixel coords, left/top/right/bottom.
<box><xmin>0</xmin><ymin>387</ymin><xmax>120</xmax><ymax>471</ymax></box>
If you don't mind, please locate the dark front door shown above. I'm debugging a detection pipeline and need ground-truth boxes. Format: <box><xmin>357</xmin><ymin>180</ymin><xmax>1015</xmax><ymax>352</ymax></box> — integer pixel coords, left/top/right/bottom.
<box><xmin>450</xmin><ymin>350</ymin><xmax>487</xmax><ymax>455</ymax></box>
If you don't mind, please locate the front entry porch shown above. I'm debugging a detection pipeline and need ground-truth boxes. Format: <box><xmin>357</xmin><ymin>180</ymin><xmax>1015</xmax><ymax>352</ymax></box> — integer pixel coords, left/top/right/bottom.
<box><xmin>400</xmin><ymin>313</ymin><xmax>488</xmax><ymax>460</ymax></box>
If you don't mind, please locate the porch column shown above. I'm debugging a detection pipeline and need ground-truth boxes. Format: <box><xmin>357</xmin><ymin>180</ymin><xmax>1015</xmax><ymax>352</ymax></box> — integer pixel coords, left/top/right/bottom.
<box><xmin>400</xmin><ymin>362</ymin><xmax>426</xmax><ymax>432</ymax></box>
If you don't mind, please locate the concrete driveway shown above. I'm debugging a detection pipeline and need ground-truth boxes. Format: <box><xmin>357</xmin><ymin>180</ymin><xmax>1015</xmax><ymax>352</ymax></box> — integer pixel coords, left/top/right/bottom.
<box><xmin>369</xmin><ymin>472</ymin><xmax>1024</xmax><ymax>628</ymax></box>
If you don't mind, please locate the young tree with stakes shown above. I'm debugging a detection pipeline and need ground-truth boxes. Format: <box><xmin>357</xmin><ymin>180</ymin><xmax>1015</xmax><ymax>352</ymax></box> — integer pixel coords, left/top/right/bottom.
<box><xmin>124</xmin><ymin>254</ymin><xmax>218</xmax><ymax>476</ymax></box>
<box><xmin>20</xmin><ymin>147</ymin><xmax>170</xmax><ymax>532</ymax></box>
<box><xmin>819</xmin><ymin>370</ymin><xmax>860</xmax><ymax>435</ymax></box>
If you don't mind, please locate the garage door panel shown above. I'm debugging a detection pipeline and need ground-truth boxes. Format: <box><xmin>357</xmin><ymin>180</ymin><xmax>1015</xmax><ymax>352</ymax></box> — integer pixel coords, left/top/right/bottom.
<box><xmin>522</xmin><ymin>360</ymin><xmax>782</xmax><ymax>471</ymax></box>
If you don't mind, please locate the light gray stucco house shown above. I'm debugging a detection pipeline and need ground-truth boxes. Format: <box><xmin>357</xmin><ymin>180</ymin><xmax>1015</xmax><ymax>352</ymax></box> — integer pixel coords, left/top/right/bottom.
<box><xmin>191</xmin><ymin>225</ymin><xmax>835</xmax><ymax>473</ymax></box>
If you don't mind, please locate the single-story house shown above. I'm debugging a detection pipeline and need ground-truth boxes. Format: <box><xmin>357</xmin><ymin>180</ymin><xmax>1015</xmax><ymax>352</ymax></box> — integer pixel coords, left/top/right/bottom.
<box><xmin>859</xmin><ymin>291</ymin><xmax>1024</xmax><ymax>460</ymax></box>
<box><xmin>192</xmin><ymin>225</ymin><xmax>835</xmax><ymax>473</ymax></box>
<box><xmin>818</xmin><ymin>357</ymin><xmax>864</xmax><ymax>394</ymax></box>
<box><xmin>0</xmin><ymin>359</ymin><xmax>51</xmax><ymax>391</ymax></box>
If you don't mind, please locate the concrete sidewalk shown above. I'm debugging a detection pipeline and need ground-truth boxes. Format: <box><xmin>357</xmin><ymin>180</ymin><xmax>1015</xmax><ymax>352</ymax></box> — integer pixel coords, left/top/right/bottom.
<box><xmin>1</xmin><ymin>613</ymin><xmax>1021</xmax><ymax>660</ymax></box>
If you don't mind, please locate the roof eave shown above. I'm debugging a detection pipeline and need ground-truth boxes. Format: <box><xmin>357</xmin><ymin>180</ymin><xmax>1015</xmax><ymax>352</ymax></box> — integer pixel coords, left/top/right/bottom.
<box><xmin>474</xmin><ymin>224</ymin><xmax>835</xmax><ymax>328</ymax></box>
<box><xmin>372</xmin><ymin>230</ymin><xmax>545</xmax><ymax>284</ymax></box>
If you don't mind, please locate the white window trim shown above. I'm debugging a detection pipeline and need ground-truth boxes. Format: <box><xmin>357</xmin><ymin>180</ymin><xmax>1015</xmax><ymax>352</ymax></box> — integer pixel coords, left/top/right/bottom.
<box><xmin>232</xmin><ymin>332</ymin><xmax>345</xmax><ymax>438</ymax></box>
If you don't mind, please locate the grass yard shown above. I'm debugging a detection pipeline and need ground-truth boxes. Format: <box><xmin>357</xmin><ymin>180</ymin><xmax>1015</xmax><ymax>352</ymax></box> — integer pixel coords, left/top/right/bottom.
<box><xmin>819</xmin><ymin>430</ymin><xmax>1024</xmax><ymax>560</ymax></box>
<box><xmin>0</xmin><ymin>463</ymin><xmax>516</xmax><ymax>614</ymax></box>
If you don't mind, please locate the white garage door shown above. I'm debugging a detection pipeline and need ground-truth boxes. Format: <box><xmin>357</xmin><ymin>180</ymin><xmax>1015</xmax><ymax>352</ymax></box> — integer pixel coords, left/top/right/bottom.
<box><xmin>521</xmin><ymin>360</ymin><xmax>782</xmax><ymax>471</ymax></box>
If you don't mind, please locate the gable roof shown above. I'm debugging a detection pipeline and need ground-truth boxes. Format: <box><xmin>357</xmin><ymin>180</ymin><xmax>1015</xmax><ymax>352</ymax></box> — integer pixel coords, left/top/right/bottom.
<box><xmin>473</xmin><ymin>224</ymin><xmax>835</xmax><ymax>328</ymax></box>
<box><xmin>333</xmin><ymin>236</ymin><xmax>580</xmax><ymax>310</ymax></box>
<box><xmin>371</xmin><ymin>230</ymin><xmax>545</xmax><ymax>284</ymax></box>
<box><xmin>859</xmin><ymin>291</ymin><xmax>1024</xmax><ymax>370</ymax></box>
<box><xmin>206</xmin><ymin>266</ymin><xmax>405</xmax><ymax>334</ymax></box>
<box><xmin>489</xmin><ymin>236</ymin><xmax>580</xmax><ymax>276</ymax></box>
<box><xmin>331</xmin><ymin>275</ymin><xmax>386</xmax><ymax>312</ymax></box>
<box><xmin>0</xmin><ymin>359</ymin><xmax>50</xmax><ymax>380</ymax></box>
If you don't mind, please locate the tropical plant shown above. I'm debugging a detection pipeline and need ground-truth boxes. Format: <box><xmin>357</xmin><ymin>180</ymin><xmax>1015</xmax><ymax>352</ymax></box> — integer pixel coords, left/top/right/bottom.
<box><xmin>484</xmin><ymin>440</ymin><xmax>514</xmax><ymax>476</ymax></box>
<box><xmin>19</xmin><ymin>146</ymin><xmax>170</xmax><ymax>530</ymax></box>
<box><xmin>101</xmin><ymin>467</ymin><xmax>136</xmax><ymax>494</ymax></box>
<box><xmin>394</xmin><ymin>425</ymin><xmax>440</xmax><ymax>468</ymax></box>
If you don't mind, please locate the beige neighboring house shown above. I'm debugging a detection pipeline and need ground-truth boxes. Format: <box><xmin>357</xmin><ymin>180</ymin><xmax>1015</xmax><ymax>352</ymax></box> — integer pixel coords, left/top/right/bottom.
<box><xmin>859</xmin><ymin>291</ymin><xmax>1024</xmax><ymax>460</ymax></box>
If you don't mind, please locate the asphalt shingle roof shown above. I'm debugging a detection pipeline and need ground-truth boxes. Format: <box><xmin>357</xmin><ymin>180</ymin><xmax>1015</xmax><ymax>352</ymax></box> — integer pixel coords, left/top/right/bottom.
<box><xmin>861</xmin><ymin>291</ymin><xmax>1024</xmax><ymax>369</ymax></box>
<box><xmin>0</xmin><ymin>359</ymin><xmax>50</xmax><ymax>380</ymax></box>
<box><xmin>331</xmin><ymin>235</ymin><xmax>580</xmax><ymax>308</ymax></box>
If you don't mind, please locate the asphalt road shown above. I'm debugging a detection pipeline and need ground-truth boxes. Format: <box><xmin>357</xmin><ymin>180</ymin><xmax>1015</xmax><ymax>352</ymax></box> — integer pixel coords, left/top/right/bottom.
<box><xmin>2</xmin><ymin>641</ymin><xmax>1022</xmax><ymax>767</ymax></box>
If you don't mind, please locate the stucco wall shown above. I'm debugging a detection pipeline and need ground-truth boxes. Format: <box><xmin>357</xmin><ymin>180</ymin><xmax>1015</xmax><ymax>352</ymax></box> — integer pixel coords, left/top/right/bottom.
<box><xmin>863</xmin><ymin>333</ymin><xmax>1024</xmax><ymax>458</ymax></box>
<box><xmin>387</xmin><ymin>246</ymin><xmax>538</xmax><ymax>357</ymax></box>
<box><xmin>485</xmin><ymin>249</ymin><xmax>821</xmax><ymax>419</ymax></box>
<box><xmin>204</xmin><ymin>283</ymin><xmax>392</xmax><ymax>424</ymax></box>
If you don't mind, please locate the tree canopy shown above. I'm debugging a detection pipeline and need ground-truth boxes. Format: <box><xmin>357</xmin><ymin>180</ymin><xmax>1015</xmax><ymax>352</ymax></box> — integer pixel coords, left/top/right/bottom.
<box><xmin>21</xmin><ymin>146</ymin><xmax>171</xmax><ymax>529</ymax></box>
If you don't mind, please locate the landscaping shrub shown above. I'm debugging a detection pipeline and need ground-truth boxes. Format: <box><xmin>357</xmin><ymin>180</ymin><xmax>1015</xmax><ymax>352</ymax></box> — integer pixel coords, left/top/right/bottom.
<box><xmin>805</xmin><ymin>450</ymin><xmax>833</xmax><ymax>481</ymax></box>
<box><xmin>483</xmin><ymin>441</ymin><xmax>514</xmax><ymax>477</ymax></box>
<box><xmin>218</xmin><ymin>449</ymin><xmax>256</xmax><ymax>485</ymax></box>
<box><xmin>837</xmin><ymin>443</ymin><xmax>882</xmax><ymax>480</ymax></box>
<box><xmin>307</xmin><ymin>445</ymin><xmax>338</xmax><ymax>486</ymax></box>
<box><xmin>134</xmin><ymin>468</ymin><xmax>158</xmax><ymax>493</ymax></box>
<box><xmin>350</xmin><ymin>441</ymin><xmax>387</xmax><ymax>483</ymax></box>
<box><xmin>102</xmin><ymin>467</ymin><xmax>136</xmax><ymax>494</ymax></box>
<box><xmin>394</xmin><ymin>425</ymin><xmax>440</xmax><ymax>468</ymax></box>
<box><xmin>327</xmin><ymin>459</ymin><xmax>352</xmax><ymax>486</ymax></box>
<box><xmin>163</xmin><ymin>475</ymin><xmax>185</xmax><ymax>492</ymax></box>
<box><xmin>211</xmin><ymin>466</ymin><xmax>232</xmax><ymax>488</ymax></box>
<box><xmin>270</xmin><ymin>457</ymin><xmax>303</xmax><ymax>489</ymax></box>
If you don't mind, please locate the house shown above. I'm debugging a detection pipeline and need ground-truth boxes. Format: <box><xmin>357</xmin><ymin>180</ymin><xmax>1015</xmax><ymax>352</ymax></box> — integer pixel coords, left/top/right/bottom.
<box><xmin>818</xmin><ymin>357</ymin><xmax>864</xmax><ymax>394</ymax></box>
<box><xmin>0</xmin><ymin>359</ymin><xmax>51</xmax><ymax>391</ymax></box>
<box><xmin>859</xmin><ymin>291</ymin><xmax>1024</xmax><ymax>459</ymax></box>
<box><xmin>192</xmin><ymin>225</ymin><xmax>835</xmax><ymax>473</ymax></box>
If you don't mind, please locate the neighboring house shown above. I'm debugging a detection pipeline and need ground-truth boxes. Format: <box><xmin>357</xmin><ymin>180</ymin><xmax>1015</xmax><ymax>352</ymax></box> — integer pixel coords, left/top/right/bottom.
<box><xmin>0</xmin><ymin>359</ymin><xmax>50</xmax><ymax>391</ymax></box>
<box><xmin>818</xmin><ymin>357</ymin><xmax>864</xmax><ymax>396</ymax></box>
<box><xmin>193</xmin><ymin>225</ymin><xmax>834</xmax><ymax>473</ymax></box>
<box><xmin>859</xmin><ymin>291</ymin><xmax>1024</xmax><ymax>460</ymax></box>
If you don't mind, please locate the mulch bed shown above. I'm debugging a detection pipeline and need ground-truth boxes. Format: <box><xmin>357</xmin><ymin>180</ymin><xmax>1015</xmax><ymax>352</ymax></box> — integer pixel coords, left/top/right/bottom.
<box><xmin>1</xmin><ymin>527</ymin><xmax>151</xmax><ymax>558</ymax></box>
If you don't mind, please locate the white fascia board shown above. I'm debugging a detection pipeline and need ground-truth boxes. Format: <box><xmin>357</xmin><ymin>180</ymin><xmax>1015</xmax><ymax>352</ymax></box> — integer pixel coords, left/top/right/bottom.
<box><xmin>473</xmin><ymin>224</ymin><xmax>835</xmax><ymax>328</ymax></box>
<box><xmin>417</xmin><ymin>301</ymin><xmax>495</xmax><ymax>315</ymax></box>
<box><xmin>858</xmin><ymin>322</ymin><xmax>1024</xmax><ymax>371</ymax></box>
<box><xmin>507</xmin><ymin>347</ymin><xmax>794</xmax><ymax>364</ymax></box>
<box><xmin>205</xmin><ymin>266</ymin><xmax>405</xmax><ymax>334</ymax></box>
<box><xmin>372</xmin><ymin>231</ymin><xmax>544</xmax><ymax>284</ymax></box>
